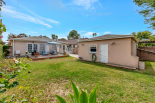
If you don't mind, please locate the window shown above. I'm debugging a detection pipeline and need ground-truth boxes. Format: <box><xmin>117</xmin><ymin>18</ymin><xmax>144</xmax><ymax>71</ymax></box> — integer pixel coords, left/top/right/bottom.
<box><xmin>28</xmin><ymin>44</ymin><xmax>32</xmax><ymax>53</ymax></box>
<box><xmin>60</xmin><ymin>44</ymin><xmax>62</xmax><ymax>48</ymax></box>
<box><xmin>40</xmin><ymin>44</ymin><xmax>45</xmax><ymax>52</ymax></box>
<box><xmin>27</xmin><ymin>44</ymin><xmax>38</xmax><ymax>53</ymax></box>
<box><xmin>90</xmin><ymin>45</ymin><xmax>97</xmax><ymax>53</ymax></box>
<box><xmin>34</xmin><ymin>44</ymin><xmax>38</xmax><ymax>52</ymax></box>
<box><xmin>52</xmin><ymin>44</ymin><xmax>56</xmax><ymax>50</ymax></box>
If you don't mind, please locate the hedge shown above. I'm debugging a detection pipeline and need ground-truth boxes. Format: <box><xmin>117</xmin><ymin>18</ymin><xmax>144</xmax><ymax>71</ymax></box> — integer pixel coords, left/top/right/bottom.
<box><xmin>0</xmin><ymin>44</ymin><xmax>3</xmax><ymax>60</ymax></box>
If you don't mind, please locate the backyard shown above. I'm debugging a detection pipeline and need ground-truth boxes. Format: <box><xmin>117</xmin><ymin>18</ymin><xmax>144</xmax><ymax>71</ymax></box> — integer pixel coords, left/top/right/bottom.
<box><xmin>1</xmin><ymin>57</ymin><xmax>155</xmax><ymax>102</ymax></box>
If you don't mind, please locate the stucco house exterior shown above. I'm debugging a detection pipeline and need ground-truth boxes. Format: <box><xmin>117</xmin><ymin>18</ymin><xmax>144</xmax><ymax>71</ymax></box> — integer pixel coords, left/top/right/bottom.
<box><xmin>9</xmin><ymin>36</ymin><xmax>65</xmax><ymax>56</ymax></box>
<box><xmin>8</xmin><ymin>36</ymin><xmax>86</xmax><ymax>56</ymax></box>
<box><xmin>78</xmin><ymin>34</ymin><xmax>144</xmax><ymax>69</ymax></box>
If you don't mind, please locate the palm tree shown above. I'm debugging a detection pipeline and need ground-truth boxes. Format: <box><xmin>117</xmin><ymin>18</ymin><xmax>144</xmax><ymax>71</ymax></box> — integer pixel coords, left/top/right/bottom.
<box><xmin>92</xmin><ymin>33</ymin><xmax>97</xmax><ymax>37</ymax></box>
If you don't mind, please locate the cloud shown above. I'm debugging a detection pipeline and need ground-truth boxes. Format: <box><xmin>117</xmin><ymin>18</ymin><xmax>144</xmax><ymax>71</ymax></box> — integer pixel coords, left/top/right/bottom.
<box><xmin>71</xmin><ymin>0</ymin><xmax>101</xmax><ymax>10</ymax></box>
<box><xmin>2</xmin><ymin>6</ymin><xmax>59</xmax><ymax>28</ymax></box>
<box><xmin>83</xmin><ymin>32</ymin><xmax>94</xmax><ymax>36</ymax></box>
<box><xmin>104</xmin><ymin>31</ymin><xmax>111</xmax><ymax>34</ymax></box>
<box><xmin>78</xmin><ymin>31</ymin><xmax>85</xmax><ymax>33</ymax></box>
<box><xmin>2</xmin><ymin>32</ymin><xmax>9</xmax><ymax>42</ymax></box>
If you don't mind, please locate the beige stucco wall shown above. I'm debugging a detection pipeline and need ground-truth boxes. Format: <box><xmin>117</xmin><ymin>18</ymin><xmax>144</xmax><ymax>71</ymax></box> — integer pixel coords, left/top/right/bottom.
<box><xmin>131</xmin><ymin>38</ymin><xmax>137</xmax><ymax>56</ymax></box>
<box><xmin>13</xmin><ymin>40</ymin><xmax>53</xmax><ymax>56</ymax></box>
<box><xmin>79</xmin><ymin>38</ymin><xmax>139</xmax><ymax>68</ymax></box>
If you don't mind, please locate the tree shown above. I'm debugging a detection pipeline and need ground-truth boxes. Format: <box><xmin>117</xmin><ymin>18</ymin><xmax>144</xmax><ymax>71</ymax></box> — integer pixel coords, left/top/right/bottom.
<box><xmin>136</xmin><ymin>31</ymin><xmax>152</xmax><ymax>40</ymax></box>
<box><xmin>19</xmin><ymin>33</ymin><xmax>28</xmax><ymax>37</ymax></box>
<box><xmin>131</xmin><ymin>32</ymin><xmax>136</xmax><ymax>37</ymax></box>
<box><xmin>51</xmin><ymin>34</ymin><xmax>58</xmax><ymax>41</ymax></box>
<box><xmin>43</xmin><ymin>35</ymin><xmax>49</xmax><ymax>38</ymax></box>
<box><xmin>67</xmin><ymin>30</ymin><xmax>80</xmax><ymax>40</ymax></box>
<box><xmin>0</xmin><ymin>0</ymin><xmax>6</xmax><ymax>44</ymax></box>
<box><xmin>131</xmin><ymin>31</ymin><xmax>155</xmax><ymax>47</ymax></box>
<box><xmin>59</xmin><ymin>38</ymin><xmax>66</xmax><ymax>40</ymax></box>
<box><xmin>133</xmin><ymin>0</ymin><xmax>155</xmax><ymax>29</ymax></box>
<box><xmin>92</xmin><ymin>33</ymin><xmax>97</xmax><ymax>37</ymax></box>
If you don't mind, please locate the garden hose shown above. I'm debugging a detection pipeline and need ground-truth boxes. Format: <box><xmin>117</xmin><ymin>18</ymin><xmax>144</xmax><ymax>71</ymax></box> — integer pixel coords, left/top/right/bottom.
<box><xmin>91</xmin><ymin>54</ymin><xmax>97</xmax><ymax>62</ymax></box>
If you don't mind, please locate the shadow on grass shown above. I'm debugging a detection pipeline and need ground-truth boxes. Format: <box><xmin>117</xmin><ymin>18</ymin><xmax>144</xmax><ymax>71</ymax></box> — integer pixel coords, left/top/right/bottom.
<box><xmin>76</xmin><ymin>60</ymin><xmax>155</xmax><ymax>76</ymax></box>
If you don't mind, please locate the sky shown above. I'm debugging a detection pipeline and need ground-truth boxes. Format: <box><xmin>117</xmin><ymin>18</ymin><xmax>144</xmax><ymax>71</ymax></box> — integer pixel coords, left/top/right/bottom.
<box><xmin>1</xmin><ymin>0</ymin><xmax>155</xmax><ymax>42</ymax></box>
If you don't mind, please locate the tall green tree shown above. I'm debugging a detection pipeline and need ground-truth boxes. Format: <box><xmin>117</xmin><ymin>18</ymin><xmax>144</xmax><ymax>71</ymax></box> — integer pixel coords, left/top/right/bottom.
<box><xmin>133</xmin><ymin>0</ymin><xmax>155</xmax><ymax>29</ymax></box>
<box><xmin>51</xmin><ymin>34</ymin><xmax>58</xmax><ymax>41</ymax></box>
<box><xmin>67</xmin><ymin>30</ymin><xmax>80</xmax><ymax>40</ymax></box>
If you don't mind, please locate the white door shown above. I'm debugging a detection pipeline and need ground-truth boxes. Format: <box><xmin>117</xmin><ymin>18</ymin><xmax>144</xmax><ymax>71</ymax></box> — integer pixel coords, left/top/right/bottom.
<box><xmin>57</xmin><ymin>47</ymin><xmax>59</xmax><ymax>52</ymax></box>
<box><xmin>45</xmin><ymin>45</ymin><xmax>49</xmax><ymax>53</ymax></box>
<box><xmin>100</xmin><ymin>44</ymin><xmax>108</xmax><ymax>63</ymax></box>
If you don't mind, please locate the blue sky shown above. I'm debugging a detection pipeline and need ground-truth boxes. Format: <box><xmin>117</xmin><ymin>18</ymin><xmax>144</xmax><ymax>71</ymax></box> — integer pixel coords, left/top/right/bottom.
<box><xmin>1</xmin><ymin>0</ymin><xmax>155</xmax><ymax>42</ymax></box>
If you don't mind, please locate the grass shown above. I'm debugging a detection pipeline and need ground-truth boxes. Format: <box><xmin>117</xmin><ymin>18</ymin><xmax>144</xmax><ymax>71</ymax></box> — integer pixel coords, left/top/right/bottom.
<box><xmin>1</xmin><ymin>57</ymin><xmax>155</xmax><ymax>102</ymax></box>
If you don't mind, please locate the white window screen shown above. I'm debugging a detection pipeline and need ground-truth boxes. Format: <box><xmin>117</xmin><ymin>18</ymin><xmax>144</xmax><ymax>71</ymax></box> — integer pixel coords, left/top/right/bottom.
<box><xmin>90</xmin><ymin>45</ymin><xmax>97</xmax><ymax>53</ymax></box>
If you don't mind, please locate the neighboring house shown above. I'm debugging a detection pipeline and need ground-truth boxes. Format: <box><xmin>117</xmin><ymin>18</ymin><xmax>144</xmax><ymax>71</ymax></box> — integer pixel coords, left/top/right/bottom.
<box><xmin>58</xmin><ymin>38</ymin><xmax>88</xmax><ymax>54</ymax></box>
<box><xmin>9</xmin><ymin>36</ymin><xmax>64</xmax><ymax>56</ymax></box>
<box><xmin>78</xmin><ymin>34</ymin><xmax>144</xmax><ymax>69</ymax></box>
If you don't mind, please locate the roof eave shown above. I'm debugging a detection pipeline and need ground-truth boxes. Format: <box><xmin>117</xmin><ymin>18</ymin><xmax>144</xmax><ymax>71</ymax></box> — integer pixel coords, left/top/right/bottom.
<box><xmin>79</xmin><ymin>36</ymin><xmax>138</xmax><ymax>43</ymax></box>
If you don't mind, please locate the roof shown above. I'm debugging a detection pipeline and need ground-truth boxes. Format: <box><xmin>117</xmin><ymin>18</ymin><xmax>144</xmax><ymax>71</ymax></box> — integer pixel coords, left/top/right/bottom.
<box><xmin>58</xmin><ymin>38</ymin><xmax>88</xmax><ymax>45</ymax></box>
<box><xmin>9</xmin><ymin>36</ymin><xmax>53</xmax><ymax>42</ymax></box>
<box><xmin>79</xmin><ymin>34</ymin><xmax>137</xmax><ymax>42</ymax></box>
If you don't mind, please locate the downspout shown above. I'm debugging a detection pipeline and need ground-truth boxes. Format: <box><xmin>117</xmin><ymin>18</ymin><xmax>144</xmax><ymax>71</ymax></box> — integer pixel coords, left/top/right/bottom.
<box><xmin>13</xmin><ymin>40</ymin><xmax>14</xmax><ymax>56</ymax></box>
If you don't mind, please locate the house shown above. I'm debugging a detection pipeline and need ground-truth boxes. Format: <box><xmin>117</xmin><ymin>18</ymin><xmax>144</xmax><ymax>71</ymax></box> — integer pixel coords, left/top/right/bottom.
<box><xmin>78</xmin><ymin>34</ymin><xmax>145</xmax><ymax>69</ymax></box>
<box><xmin>9</xmin><ymin>36</ymin><xmax>65</xmax><ymax>56</ymax></box>
<box><xmin>8</xmin><ymin>35</ymin><xmax>87</xmax><ymax>56</ymax></box>
<box><xmin>58</xmin><ymin>38</ymin><xmax>88</xmax><ymax>54</ymax></box>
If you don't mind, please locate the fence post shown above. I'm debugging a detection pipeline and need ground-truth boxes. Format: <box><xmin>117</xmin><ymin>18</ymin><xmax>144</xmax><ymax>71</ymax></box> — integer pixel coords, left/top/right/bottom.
<box><xmin>0</xmin><ymin>44</ymin><xmax>3</xmax><ymax>60</ymax></box>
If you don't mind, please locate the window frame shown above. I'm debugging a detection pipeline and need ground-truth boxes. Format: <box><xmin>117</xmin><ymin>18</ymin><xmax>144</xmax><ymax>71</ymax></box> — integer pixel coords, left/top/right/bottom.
<box><xmin>89</xmin><ymin>44</ymin><xmax>97</xmax><ymax>53</ymax></box>
<box><xmin>27</xmin><ymin>43</ymin><xmax>39</xmax><ymax>54</ymax></box>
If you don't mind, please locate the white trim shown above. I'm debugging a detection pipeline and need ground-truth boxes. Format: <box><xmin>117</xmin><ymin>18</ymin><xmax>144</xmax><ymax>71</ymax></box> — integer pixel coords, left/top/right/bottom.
<box><xmin>27</xmin><ymin>43</ymin><xmax>39</xmax><ymax>54</ymax></box>
<box><xmin>89</xmin><ymin>44</ymin><xmax>97</xmax><ymax>53</ymax></box>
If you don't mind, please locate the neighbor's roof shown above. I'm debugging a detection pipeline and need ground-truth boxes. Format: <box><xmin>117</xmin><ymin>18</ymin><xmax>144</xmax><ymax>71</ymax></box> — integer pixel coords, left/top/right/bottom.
<box><xmin>9</xmin><ymin>36</ymin><xmax>53</xmax><ymax>42</ymax></box>
<box><xmin>58</xmin><ymin>38</ymin><xmax>88</xmax><ymax>45</ymax></box>
<box><xmin>79</xmin><ymin>34</ymin><xmax>137</xmax><ymax>42</ymax></box>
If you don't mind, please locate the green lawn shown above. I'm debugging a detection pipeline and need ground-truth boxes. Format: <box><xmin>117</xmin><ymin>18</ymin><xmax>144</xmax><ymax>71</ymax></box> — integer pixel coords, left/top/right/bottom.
<box><xmin>2</xmin><ymin>57</ymin><xmax>155</xmax><ymax>102</ymax></box>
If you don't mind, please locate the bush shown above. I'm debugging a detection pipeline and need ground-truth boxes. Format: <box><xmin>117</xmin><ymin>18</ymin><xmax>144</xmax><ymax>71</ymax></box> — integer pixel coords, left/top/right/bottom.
<box><xmin>3</xmin><ymin>45</ymin><xmax>11</xmax><ymax>57</ymax></box>
<box><xmin>0</xmin><ymin>44</ymin><xmax>2</xmax><ymax>60</ymax></box>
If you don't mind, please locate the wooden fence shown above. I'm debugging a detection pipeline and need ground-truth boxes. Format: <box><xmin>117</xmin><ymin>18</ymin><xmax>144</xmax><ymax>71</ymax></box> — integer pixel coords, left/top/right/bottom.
<box><xmin>137</xmin><ymin>47</ymin><xmax>155</xmax><ymax>61</ymax></box>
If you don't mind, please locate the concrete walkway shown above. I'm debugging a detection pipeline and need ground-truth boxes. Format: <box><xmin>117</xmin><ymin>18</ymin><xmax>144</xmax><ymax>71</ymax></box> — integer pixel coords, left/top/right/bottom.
<box><xmin>69</xmin><ymin>54</ymin><xmax>79</xmax><ymax>58</ymax></box>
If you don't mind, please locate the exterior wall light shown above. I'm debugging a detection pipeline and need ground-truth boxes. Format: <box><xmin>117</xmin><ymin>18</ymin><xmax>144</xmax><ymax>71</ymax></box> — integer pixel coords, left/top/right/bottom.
<box><xmin>111</xmin><ymin>42</ymin><xmax>115</xmax><ymax>45</ymax></box>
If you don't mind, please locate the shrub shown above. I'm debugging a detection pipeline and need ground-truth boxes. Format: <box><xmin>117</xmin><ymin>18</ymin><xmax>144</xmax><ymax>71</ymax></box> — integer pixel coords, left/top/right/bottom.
<box><xmin>0</xmin><ymin>57</ymin><xmax>30</xmax><ymax>102</ymax></box>
<box><xmin>56</xmin><ymin>81</ymin><xmax>112</xmax><ymax>103</ymax></box>
<box><xmin>3</xmin><ymin>45</ymin><xmax>11</xmax><ymax>57</ymax></box>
